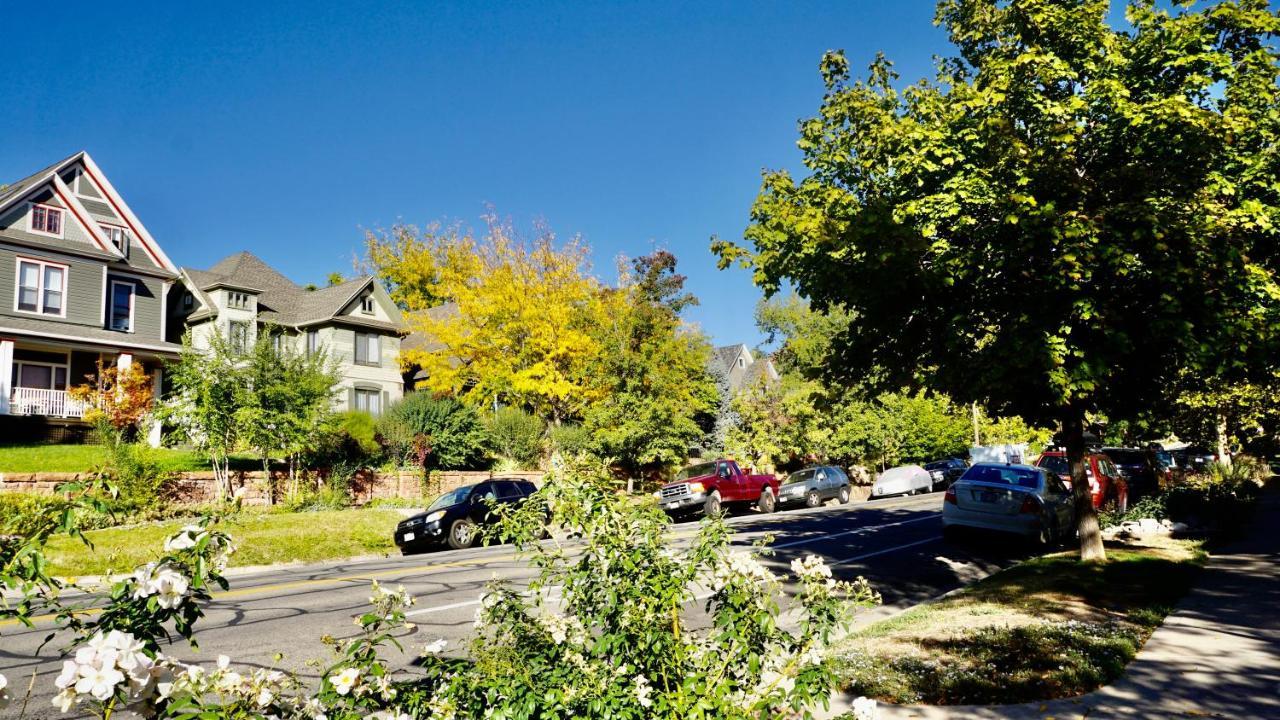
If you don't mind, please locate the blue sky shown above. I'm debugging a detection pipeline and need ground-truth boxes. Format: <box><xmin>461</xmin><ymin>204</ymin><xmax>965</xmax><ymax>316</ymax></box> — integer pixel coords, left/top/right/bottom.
<box><xmin>1</xmin><ymin>1</ymin><xmax>949</xmax><ymax>347</ymax></box>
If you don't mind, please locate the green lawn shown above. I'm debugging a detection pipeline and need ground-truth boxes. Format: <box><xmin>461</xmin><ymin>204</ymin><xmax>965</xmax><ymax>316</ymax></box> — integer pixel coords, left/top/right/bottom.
<box><xmin>43</xmin><ymin>508</ymin><xmax>406</xmax><ymax>577</ymax></box>
<box><xmin>831</xmin><ymin>537</ymin><xmax>1206</xmax><ymax>707</ymax></box>
<box><xmin>0</xmin><ymin>444</ymin><xmax>261</xmax><ymax>474</ymax></box>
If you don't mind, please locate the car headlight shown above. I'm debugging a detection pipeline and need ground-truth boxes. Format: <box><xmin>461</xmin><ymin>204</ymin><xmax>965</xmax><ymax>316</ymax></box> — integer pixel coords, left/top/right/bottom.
<box><xmin>424</xmin><ymin>510</ymin><xmax>446</xmax><ymax>524</ymax></box>
<box><xmin>687</xmin><ymin>482</ymin><xmax>705</xmax><ymax>494</ymax></box>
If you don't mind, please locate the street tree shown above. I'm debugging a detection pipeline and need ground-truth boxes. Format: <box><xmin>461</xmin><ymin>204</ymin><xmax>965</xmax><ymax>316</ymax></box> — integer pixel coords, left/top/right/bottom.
<box><xmin>367</xmin><ymin>218</ymin><xmax>603</xmax><ymax>424</ymax></box>
<box><xmin>714</xmin><ymin>0</ymin><xmax>1280</xmax><ymax>560</ymax></box>
<box><xmin>163</xmin><ymin>333</ymin><xmax>243</xmax><ymax>499</ymax></box>
<box><xmin>582</xmin><ymin>252</ymin><xmax>718</xmax><ymax>487</ymax></box>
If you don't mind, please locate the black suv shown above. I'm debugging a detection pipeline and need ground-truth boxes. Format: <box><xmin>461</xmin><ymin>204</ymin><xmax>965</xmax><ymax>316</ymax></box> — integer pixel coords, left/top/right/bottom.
<box><xmin>924</xmin><ymin>458</ymin><xmax>968</xmax><ymax>490</ymax></box>
<box><xmin>395</xmin><ymin>478</ymin><xmax>538</xmax><ymax>553</ymax></box>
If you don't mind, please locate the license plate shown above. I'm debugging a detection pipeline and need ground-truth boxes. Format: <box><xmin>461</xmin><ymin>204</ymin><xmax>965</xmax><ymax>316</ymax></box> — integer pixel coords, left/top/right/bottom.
<box><xmin>402</xmin><ymin>532</ymin><xmax>415</xmax><ymax>542</ymax></box>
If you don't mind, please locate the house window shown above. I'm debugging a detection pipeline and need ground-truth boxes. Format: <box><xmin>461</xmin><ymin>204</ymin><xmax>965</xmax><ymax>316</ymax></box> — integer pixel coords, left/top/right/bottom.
<box><xmin>737</xmin><ymin>357</ymin><xmax>745</xmax><ymax>368</ymax></box>
<box><xmin>306</xmin><ymin>329</ymin><xmax>319</xmax><ymax>356</ymax></box>
<box><xmin>100</xmin><ymin>224</ymin><xmax>129</xmax><ymax>255</ymax></box>
<box><xmin>229</xmin><ymin>320</ymin><xmax>249</xmax><ymax>353</ymax></box>
<box><xmin>360</xmin><ymin>296</ymin><xmax>375</xmax><ymax>314</ymax></box>
<box><xmin>227</xmin><ymin>291</ymin><xmax>252</xmax><ymax>310</ymax></box>
<box><xmin>271</xmin><ymin>333</ymin><xmax>285</xmax><ymax>354</ymax></box>
<box><xmin>109</xmin><ymin>280</ymin><xmax>134</xmax><ymax>332</ymax></box>
<box><xmin>12</xmin><ymin>362</ymin><xmax>69</xmax><ymax>391</ymax></box>
<box><xmin>353</xmin><ymin>388</ymin><xmax>382</xmax><ymax>416</ymax></box>
<box><xmin>182</xmin><ymin>292</ymin><xmax>193</xmax><ymax>310</ymax></box>
<box><xmin>354</xmin><ymin>332</ymin><xmax>381</xmax><ymax>366</ymax></box>
<box><xmin>29</xmin><ymin>204</ymin><xmax>63</xmax><ymax>236</ymax></box>
<box><xmin>15</xmin><ymin>258</ymin><xmax>66</xmax><ymax>316</ymax></box>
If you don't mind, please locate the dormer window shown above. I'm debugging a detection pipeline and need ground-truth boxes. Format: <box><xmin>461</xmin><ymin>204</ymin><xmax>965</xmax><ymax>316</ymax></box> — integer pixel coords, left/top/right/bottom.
<box><xmin>100</xmin><ymin>224</ymin><xmax>129</xmax><ymax>255</ymax></box>
<box><xmin>182</xmin><ymin>292</ymin><xmax>193</xmax><ymax>310</ymax></box>
<box><xmin>737</xmin><ymin>357</ymin><xmax>746</xmax><ymax>368</ymax></box>
<box><xmin>360</xmin><ymin>296</ymin><xmax>375</xmax><ymax>314</ymax></box>
<box><xmin>29</xmin><ymin>204</ymin><xmax>63</xmax><ymax>236</ymax></box>
<box><xmin>227</xmin><ymin>291</ymin><xmax>252</xmax><ymax>310</ymax></box>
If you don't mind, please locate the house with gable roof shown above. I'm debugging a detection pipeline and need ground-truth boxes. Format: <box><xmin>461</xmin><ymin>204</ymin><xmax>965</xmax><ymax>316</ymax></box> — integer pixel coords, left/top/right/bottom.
<box><xmin>173</xmin><ymin>252</ymin><xmax>406</xmax><ymax>415</ymax></box>
<box><xmin>0</xmin><ymin>152</ymin><xmax>182</xmax><ymax>443</ymax></box>
<box><xmin>711</xmin><ymin>343</ymin><xmax>779</xmax><ymax>394</ymax></box>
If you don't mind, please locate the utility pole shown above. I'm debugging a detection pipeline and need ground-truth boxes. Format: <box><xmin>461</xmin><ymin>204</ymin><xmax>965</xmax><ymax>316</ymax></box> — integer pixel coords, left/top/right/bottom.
<box><xmin>971</xmin><ymin>402</ymin><xmax>981</xmax><ymax>447</ymax></box>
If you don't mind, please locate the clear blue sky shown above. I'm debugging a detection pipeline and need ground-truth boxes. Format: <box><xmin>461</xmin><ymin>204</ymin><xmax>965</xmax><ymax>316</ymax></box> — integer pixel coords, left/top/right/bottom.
<box><xmin>1</xmin><ymin>0</ymin><xmax>949</xmax><ymax>347</ymax></box>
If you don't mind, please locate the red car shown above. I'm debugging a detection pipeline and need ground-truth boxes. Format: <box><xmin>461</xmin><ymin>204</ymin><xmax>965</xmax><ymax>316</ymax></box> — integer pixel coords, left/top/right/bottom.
<box><xmin>1035</xmin><ymin>451</ymin><xmax>1129</xmax><ymax>512</ymax></box>
<box><xmin>657</xmin><ymin>459</ymin><xmax>780</xmax><ymax>517</ymax></box>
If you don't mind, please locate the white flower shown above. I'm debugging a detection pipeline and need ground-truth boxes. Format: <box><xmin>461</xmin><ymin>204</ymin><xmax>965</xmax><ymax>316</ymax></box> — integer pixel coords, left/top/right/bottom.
<box><xmin>634</xmin><ymin>674</ymin><xmax>652</xmax><ymax>708</ymax></box>
<box><xmin>52</xmin><ymin>688</ymin><xmax>77</xmax><ymax>712</ymax></box>
<box><xmin>131</xmin><ymin>564</ymin><xmax>191</xmax><ymax>609</ymax></box>
<box><xmin>75</xmin><ymin>662</ymin><xmax>125</xmax><ymax>701</ymax></box>
<box><xmin>791</xmin><ymin>554</ymin><xmax>834</xmax><ymax>582</ymax></box>
<box><xmin>852</xmin><ymin>695</ymin><xmax>878</xmax><ymax>720</ymax></box>
<box><xmin>423</xmin><ymin>638</ymin><xmax>448</xmax><ymax>655</ymax></box>
<box><xmin>0</xmin><ymin>673</ymin><xmax>9</xmax><ymax>710</ymax></box>
<box><xmin>164</xmin><ymin>524</ymin><xmax>205</xmax><ymax>552</ymax></box>
<box><xmin>330</xmin><ymin>667</ymin><xmax>360</xmax><ymax>696</ymax></box>
<box><xmin>217</xmin><ymin>655</ymin><xmax>231</xmax><ymax>670</ymax></box>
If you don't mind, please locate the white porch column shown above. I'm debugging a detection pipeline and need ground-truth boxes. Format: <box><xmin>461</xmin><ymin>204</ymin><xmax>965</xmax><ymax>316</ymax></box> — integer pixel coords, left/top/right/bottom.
<box><xmin>0</xmin><ymin>339</ymin><xmax>12</xmax><ymax>415</ymax></box>
<box><xmin>116</xmin><ymin>352</ymin><xmax>133</xmax><ymax>371</ymax></box>
<box><xmin>147</xmin><ymin>367</ymin><xmax>163</xmax><ymax>448</ymax></box>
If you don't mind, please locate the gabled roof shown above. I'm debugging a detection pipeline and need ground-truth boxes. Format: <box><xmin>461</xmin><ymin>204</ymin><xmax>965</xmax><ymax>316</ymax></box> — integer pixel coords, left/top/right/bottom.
<box><xmin>713</xmin><ymin>343</ymin><xmax>750</xmax><ymax>372</ymax></box>
<box><xmin>0</xmin><ymin>151</ymin><xmax>179</xmax><ymax>276</ymax></box>
<box><xmin>183</xmin><ymin>251</ymin><xmax>404</xmax><ymax>331</ymax></box>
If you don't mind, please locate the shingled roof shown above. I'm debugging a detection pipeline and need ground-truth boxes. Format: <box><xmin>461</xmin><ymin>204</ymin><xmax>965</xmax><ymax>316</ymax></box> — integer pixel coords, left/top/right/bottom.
<box><xmin>183</xmin><ymin>251</ymin><xmax>401</xmax><ymax>331</ymax></box>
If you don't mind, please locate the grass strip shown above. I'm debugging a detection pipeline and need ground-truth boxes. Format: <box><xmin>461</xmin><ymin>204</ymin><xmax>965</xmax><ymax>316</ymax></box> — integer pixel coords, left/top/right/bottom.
<box><xmin>42</xmin><ymin>508</ymin><xmax>407</xmax><ymax>577</ymax></box>
<box><xmin>831</xmin><ymin>536</ymin><xmax>1206</xmax><ymax>706</ymax></box>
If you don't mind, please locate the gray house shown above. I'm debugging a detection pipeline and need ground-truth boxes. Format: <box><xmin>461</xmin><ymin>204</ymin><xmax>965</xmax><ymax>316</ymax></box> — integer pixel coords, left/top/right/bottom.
<box><xmin>711</xmin><ymin>343</ymin><xmax>779</xmax><ymax>394</ymax></box>
<box><xmin>175</xmin><ymin>252</ymin><xmax>406</xmax><ymax>415</ymax></box>
<box><xmin>0</xmin><ymin>152</ymin><xmax>182</xmax><ymax>443</ymax></box>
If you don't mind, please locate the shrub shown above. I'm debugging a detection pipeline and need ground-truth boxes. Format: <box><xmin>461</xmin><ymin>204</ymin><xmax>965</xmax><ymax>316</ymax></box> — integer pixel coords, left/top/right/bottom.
<box><xmin>381</xmin><ymin>393</ymin><xmax>487</xmax><ymax>470</ymax></box>
<box><xmin>0</xmin><ymin>493</ymin><xmax>73</xmax><ymax>538</ymax></box>
<box><xmin>484</xmin><ymin>406</ymin><xmax>545</xmax><ymax>469</ymax></box>
<box><xmin>547</xmin><ymin>422</ymin><xmax>592</xmax><ymax>456</ymax></box>
<box><xmin>102</xmin><ymin>442</ymin><xmax>172</xmax><ymax>510</ymax></box>
<box><xmin>336</xmin><ymin>410</ymin><xmax>380</xmax><ymax>456</ymax></box>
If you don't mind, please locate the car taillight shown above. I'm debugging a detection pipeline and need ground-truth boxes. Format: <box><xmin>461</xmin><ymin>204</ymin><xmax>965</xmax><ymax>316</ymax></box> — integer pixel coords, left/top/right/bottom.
<box><xmin>945</xmin><ymin>486</ymin><xmax>957</xmax><ymax>504</ymax></box>
<box><xmin>1019</xmin><ymin>495</ymin><xmax>1040</xmax><ymax>514</ymax></box>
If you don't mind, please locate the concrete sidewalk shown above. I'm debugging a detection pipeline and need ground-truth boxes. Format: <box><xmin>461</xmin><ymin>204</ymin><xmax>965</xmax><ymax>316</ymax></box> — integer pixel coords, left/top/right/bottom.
<box><xmin>830</xmin><ymin>487</ymin><xmax>1280</xmax><ymax>720</ymax></box>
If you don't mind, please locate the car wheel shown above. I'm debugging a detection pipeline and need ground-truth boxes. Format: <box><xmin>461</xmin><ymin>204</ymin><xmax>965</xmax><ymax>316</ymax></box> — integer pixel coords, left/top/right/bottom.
<box><xmin>758</xmin><ymin>487</ymin><xmax>776</xmax><ymax>514</ymax></box>
<box><xmin>447</xmin><ymin>519</ymin><xmax>477</xmax><ymax>550</ymax></box>
<box><xmin>805</xmin><ymin>490</ymin><xmax>821</xmax><ymax>508</ymax></box>
<box><xmin>704</xmin><ymin>490</ymin><xmax>723</xmax><ymax>517</ymax></box>
<box><xmin>838</xmin><ymin>486</ymin><xmax>851</xmax><ymax>504</ymax></box>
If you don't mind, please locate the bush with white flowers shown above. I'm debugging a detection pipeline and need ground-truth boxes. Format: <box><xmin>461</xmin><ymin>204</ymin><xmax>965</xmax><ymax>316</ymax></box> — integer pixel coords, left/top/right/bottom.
<box><xmin>7</xmin><ymin>457</ymin><xmax>877</xmax><ymax>719</ymax></box>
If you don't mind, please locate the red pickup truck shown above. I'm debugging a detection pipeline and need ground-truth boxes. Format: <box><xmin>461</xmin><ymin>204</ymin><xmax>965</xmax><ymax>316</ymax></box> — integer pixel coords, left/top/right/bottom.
<box><xmin>657</xmin><ymin>459</ymin><xmax>780</xmax><ymax>517</ymax></box>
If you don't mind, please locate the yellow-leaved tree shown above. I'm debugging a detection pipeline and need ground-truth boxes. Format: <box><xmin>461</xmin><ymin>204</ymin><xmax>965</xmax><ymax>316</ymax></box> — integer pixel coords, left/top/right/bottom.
<box><xmin>366</xmin><ymin>218</ymin><xmax>604</xmax><ymax>423</ymax></box>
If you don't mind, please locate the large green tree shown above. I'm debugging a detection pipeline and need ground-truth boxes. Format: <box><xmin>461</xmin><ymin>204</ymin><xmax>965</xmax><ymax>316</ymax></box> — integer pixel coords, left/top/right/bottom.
<box><xmin>583</xmin><ymin>252</ymin><xmax>718</xmax><ymax>487</ymax></box>
<box><xmin>715</xmin><ymin>0</ymin><xmax>1280</xmax><ymax>560</ymax></box>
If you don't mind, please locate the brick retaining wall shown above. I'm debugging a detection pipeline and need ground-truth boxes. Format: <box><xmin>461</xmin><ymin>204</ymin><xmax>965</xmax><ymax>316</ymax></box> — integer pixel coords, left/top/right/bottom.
<box><xmin>0</xmin><ymin>469</ymin><xmax>545</xmax><ymax>506</ymax></box>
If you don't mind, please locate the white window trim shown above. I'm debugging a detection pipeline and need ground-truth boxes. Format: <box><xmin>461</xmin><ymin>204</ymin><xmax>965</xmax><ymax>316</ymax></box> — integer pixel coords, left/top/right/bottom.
<box><xmin>27</xmin><ymin>202</ymin><xmax>65</xmax><ymax>239</ymax></box>
<box><xmin>13</xmin><ymin>353</ymin><xmax>72</xmax><ymax>391</ymax></box>
<box><xmin>99</xmin><ymin>222</ymin><xmax>130</xmax><ymax>255</ymax></box>
<box><xmin>360</xmin><ymin>296</ymin><xmax>375</xmax><ymax>315</ymax></box>
<box><xmin>13</xmin><ymin>256</ymin><xmax>69</xmax><ymax>319</ymax></box>
<box><xmin>108</xmin><ymin>279</ymin><xmax>135</xmax><ymax>333</ymax></box>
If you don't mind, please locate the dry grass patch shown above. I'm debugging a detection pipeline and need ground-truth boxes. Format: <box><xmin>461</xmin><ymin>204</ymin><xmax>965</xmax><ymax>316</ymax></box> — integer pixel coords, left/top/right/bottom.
<box><xmin>832</xmin><ymin>536</ymin><xmax>1205</xmax><ymax>706</ymax></box>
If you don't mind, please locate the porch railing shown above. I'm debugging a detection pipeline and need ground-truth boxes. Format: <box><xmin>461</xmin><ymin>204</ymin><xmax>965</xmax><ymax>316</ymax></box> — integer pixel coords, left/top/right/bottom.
<box><xmin>8</xmin><ymin>387</ymin><xmax>88</xmax><ymax>419</ymax></box>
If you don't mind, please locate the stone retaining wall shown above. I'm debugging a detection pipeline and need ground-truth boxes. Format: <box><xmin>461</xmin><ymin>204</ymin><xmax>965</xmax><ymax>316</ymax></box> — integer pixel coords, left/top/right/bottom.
<box><xmin>0</xmin><ymin>469</ymin><xmax>545</xmax><ymax>506</ymax></box>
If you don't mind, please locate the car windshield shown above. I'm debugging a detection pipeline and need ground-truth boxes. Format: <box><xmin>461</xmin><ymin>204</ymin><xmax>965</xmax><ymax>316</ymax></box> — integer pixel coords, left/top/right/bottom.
<box><xmin>963</xmin><ymin>465</ymin><xmax>1042</xmax><ymax>489</ymax></box>
<box><xmin>427</xmin><ymin>486</ymin><xmax>473</xmax><ymax>512</ymax></box>
<box><xmin>1038</xmin><ymin>456</ymin><xmax>1069</xmax><ymax>476</ymax></box>
<box><xmin>1106</xmin><ymin>449</ymin><xmax>1144</xmax><ymax>464</ymax></box>
<box><xmin>1154</xmin><ymin>450</ymin><xmax>1174</xmax><ymax>466</ymax></box>
<box><xmin>676</xmin><ymin>462</ymin><xmax>718</xmax><ymax>481</ymax></box>
<box><xmin>924</xmin><ymin>461</ymin><xmax>949</xmax><ymax>471</ymax></box>
<box><xmin>784</xmin><ymin>469</ymin><xmax>816</xmax><ymax>485</ymax></box>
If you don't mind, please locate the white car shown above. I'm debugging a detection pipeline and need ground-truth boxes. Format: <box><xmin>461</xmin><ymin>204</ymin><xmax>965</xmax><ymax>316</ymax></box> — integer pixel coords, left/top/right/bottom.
<box><xmin>870</xmin><ymin>464</ymin><xmax>933</xmax><ymax>498</ymax></box>
<box><xmin>942</xmin><ymin>462</ymin><xmax>1076</xmax><ymax>544</ymax></box>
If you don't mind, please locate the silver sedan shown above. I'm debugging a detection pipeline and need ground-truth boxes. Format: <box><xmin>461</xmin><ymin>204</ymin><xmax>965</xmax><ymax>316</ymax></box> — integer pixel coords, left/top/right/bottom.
<box><xmin>942</xmin><ymin>462</ymin><xmax>1076</xmax><ymax>544</ymax></box>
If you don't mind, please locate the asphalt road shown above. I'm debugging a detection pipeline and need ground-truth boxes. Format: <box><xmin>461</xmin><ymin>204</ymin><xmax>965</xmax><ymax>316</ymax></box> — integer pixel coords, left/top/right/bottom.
<box><xmin>0</xmin><ymin>491</ymin><xmax>1036</xmax><ymax>717</ymax></box>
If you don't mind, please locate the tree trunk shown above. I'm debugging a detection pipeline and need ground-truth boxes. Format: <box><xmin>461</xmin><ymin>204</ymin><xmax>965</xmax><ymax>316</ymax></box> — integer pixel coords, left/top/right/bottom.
<box><xmin>1216</xmin><ymin>411</ymin><xmax>1231</xmax><ymax>467</ymax></box>
<box><xmin>1063</xmin><ymin>408</ymin><xmax>1105</xmax><ymax>562</ymax></box>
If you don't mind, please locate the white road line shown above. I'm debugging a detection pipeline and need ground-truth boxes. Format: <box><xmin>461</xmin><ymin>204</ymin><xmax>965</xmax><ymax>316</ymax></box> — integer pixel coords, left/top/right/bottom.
<box><xmin>769</xmin><ymin>515</ymin><xmax>937</xmax><ymax>549</ymax></box>
<box><xmin>830</xmin><ymin>538</ymin><xmax>938</xmax><ymax>567</ymax></box>
<box><xmin>404</xmin><ymin>599</ymin><xmax>481</xmax><ymax>617</ymax></box>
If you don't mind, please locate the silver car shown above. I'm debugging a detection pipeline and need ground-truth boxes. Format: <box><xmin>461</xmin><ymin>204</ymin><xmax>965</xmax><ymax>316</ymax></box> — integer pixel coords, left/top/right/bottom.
<box><xmin>870</xmin><ymin>464</ymin><xmax>933</xmax><ymax>498</ymax></box>
<box><xmin>942</xmin><ymin>462</ymin><xmax>1075</xmax><ymax>544</ymax></box>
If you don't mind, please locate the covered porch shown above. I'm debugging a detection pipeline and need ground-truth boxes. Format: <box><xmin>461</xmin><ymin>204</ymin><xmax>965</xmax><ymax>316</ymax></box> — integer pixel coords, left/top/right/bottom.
<box><xmin>0</xmin><ymin>338</ymin><xmax>170</xmax><ymax>445</ymax></box>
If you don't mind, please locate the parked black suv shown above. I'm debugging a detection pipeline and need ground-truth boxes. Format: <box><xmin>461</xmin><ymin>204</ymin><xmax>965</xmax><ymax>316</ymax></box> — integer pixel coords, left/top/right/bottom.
<box><xmin>395</xmin><ymin>478</ymin><xmax>538</xmax><ymax>553</ymax></box>
<box><xmin>924</xmin><ymin>458</ymin><xmax>968</xmax><ymax>490</ymax></box>
<box><xmin>1100</xmin><ymin>447</ymin><xmax>1162</xmax><ymax>498</ymax></box>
